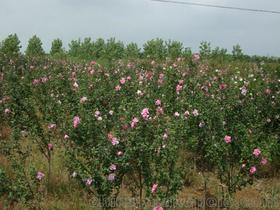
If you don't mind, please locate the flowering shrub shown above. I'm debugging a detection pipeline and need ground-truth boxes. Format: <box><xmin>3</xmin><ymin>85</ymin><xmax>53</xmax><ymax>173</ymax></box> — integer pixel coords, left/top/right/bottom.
<box><xmin>0</xmin><ymin>48</ymin><xmax>279</xmax><ymax>209</ymax></box>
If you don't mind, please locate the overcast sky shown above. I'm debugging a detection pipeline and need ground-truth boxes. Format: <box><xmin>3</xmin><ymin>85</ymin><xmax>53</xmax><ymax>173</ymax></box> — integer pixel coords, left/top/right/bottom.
<box><xmin>0</xmin><ymin>0</ymin><xmax>280</xmax><ymax>56</ymax></box>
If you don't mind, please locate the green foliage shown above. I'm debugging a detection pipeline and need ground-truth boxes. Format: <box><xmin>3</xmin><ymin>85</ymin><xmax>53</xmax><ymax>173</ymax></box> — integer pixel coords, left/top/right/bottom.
<box><xmin>166</xmin><ymin>40</ymin><xmax>183</xmax><ymax>59</ymax></box>
<box><xmin>25</xmin><ymin>35</ymin><xmax>45</xmax><ymax>57</ymax></box>
<box><xmin>50</xmin><ymin>38</ymin><xmax>64</xmax><ymax>56</ymax></box>
<box><xmin>125</xmin><ymin>42</ymin><xmax>141</xmax><ymax>58</ymax></box>
<box><xmin>199</xmin><ymin>41</ymin><xmax>211</xmax><ymax>58</ymax></box>
<box><xmin>232</xmin><ymin>44</ymin><xmax>244</xmax><ymax>59</ymax></box>
<box><xmin>143</xmin><ymin>38</ymin><xmax>167</xmax><ymax>59</ymax></box>
<box><xmin>0</xmin><ymin>34</ymin><xmax>21</xmax><ymax>59</ymax></box>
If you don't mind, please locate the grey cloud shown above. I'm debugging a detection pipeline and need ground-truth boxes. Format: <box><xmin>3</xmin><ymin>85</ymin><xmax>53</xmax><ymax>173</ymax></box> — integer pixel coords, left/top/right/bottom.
<box><xmin>0</xmin><ymin>0</ymin><xmax>279</xmax><ymax>56</ymax></box>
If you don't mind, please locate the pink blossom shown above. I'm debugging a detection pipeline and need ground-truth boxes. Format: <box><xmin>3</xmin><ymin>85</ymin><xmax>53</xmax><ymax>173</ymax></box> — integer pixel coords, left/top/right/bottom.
<box><xmin>156</xmin><ymin>107</ymin><xmax>164</xmax><ymax>115</ymax></box>
<box><xmin>64</xmin><ymin>134</ymin><xmax>69</xmax><ymax>140</ymax></box>
<box><xmin>249</xmin><ymin>166</ymin><xmax>257</xmax><ymax>175</ymax></box>
<box><xmin>155</xmin><ymin>99</ymin><xmax>161</xmax><ymax>106</ymax></box>
<box><xmin>240</xmin><ymin>86</ymin><xmax>247</xmax><ymax>96</ymax></box>
<box><xmin>94</xmin><ymin>110</ymin><xmax>101</xmax><ymax>118</ymax></box>
<box><xmin>117</xmin><ymin>151</ymin><xmax>123</xmax><ymax>156</ymax></box>
<box><xmin>32</xmin><ymin>79</ymin><xmax>41</xmax><ymax>85</ymax></box>
<box><xmin>109</xmin><ymin>164</ymin><xmax>117</xmax><ymax>171</ymax></box>
<box><xmin>108</xmin><ymin>173</ymin><xmax>116</xmax><ymax>181</ymax></box>
<box><xmin>141</xmin><ymin>108</ymin><xmax>150</xmax><ymax>120</ymax></box>
<box><xmin>80</xmin><ymin>96</ymin><xmax>88</xmax><ymax>103</ymax></box>
<box><xmin>163</xmin><ymin>133</ymin><xmax>168</xmax><ymax>140</ymax></box>
<box><xmin>4</xmin><ymin>108</ymin><xmax>11</xmax><ymax>114</ymax></box>
<box><xmin>253</xmin><ymin>148</ymin><xmax>261</xmax><ymax>157</ymax></box>
<box><xmin>174</xmin><ymin>112</ymin><xmax>180</xmax><ymax>117</ymax></box>
<box><xmin>48</xmin><ymin>123</ymin><xmax>56</xmax><ymax>130</ymax></box>
<box><xmin>85</xmin><ymin>178</ymin><xmax>93</xmax><ymax>186</ymax></box>
<box><xmin>115</xmin><ymin>85</ymin><xmax>121</xmax><ymax>91</ymax></box>
<box><xmin>261</xmin><ymin>158</ymin><xmax>268</xmax><ymax>165</ymax></box>
<box><xmin>41</xmin><ymin>77</ymin><xmax>48</xmax><ymax>83</ymax></box>
<box><xmin>151</xmin><ymin>183</ymin><xmax>158</xmax><ymax>193</ymax></box>
<box><xmin>131</xmin><ymin>117</ymin><xmax>139</xmax><ymax>128</ymax></box>
<box><xmin>153</xmin><ymin>204</ymin><xmax>164</xmax><ymax>210</ymax></box>
<box><xmin>111</xmin><ymin>137</ymin><xmax>119</xmax><ymax>146</ymax></box>
<box><xmin>120</xmin><ymin>78</ymin><xmax>126</xmax><ymax>85</ymax></box>
<box><xmin>242</xmin><ymin>163</ymin><xmax>246</xmax><ymax>168</ymax></box>
<box><xmin>192</xmin><ymin>109</ymin><xmax>199</xmax><ymax>117</ymax></box>
<box><xmin>36</xmin><ymin>171</ymin><xmax>45</xmax><ymax>181</ymax></box>
<box><xmin>126</xmin><ymin>76</ymin><xmax>132</xmax><ymax>80</ymax></box>
<box><xmin>73</xmin><ymin>116</ymin><xmax>81</xmax><ymax>128</ymax></box>
<box><xmin>219</xmin><ymin>83</ymin><xmax>227</xmax><ymax>90</ymax></box>
<box><xmin>184</xmin><ymin>110</ymin><xmax>190</xmax><ymax>119</ymax></box>
<box><xmin>73</xmin><ymin>81</ymin><xmax>79</xmax><ymax>88</ymax></box>
<box><xmin>192</xmin><ymin>53</ymin><xmax>200</xmax><ymax>61</ymax></box>
<box><xmin>48</xmin><ymin>143</ymin><xmax>53</xmax><ymax>151</ymax></box>
<box><xmin>224</xmin><ymin>135</ymin><xmax>232</xmax><ymax>144</ymax></box>
<box><xmin>178</xmin><ymin>80</ymin><xmax>184</xmax><ymax>85</ymax></box>
<box><xmin>176</xmin><ymin>84</ymin><xmax>183</xmax><ymax>94</ymax></box>
<box><xmin>90</xmin><ymin>60</ymin><xmax>96</xmax><ymax>65</ymax></box>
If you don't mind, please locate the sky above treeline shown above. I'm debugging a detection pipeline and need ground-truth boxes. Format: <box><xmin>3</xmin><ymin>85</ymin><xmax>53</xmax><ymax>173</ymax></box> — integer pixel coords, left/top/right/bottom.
<box><xmin>0</xmin><ymin>0</ymin><xmax>280</xmax><ymax>56</ymax></box>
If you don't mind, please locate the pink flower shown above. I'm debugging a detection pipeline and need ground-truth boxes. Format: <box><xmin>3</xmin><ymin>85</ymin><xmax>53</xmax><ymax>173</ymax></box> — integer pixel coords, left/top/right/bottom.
<box><xmin>48</xmin><ymin>123</ymin><xmax>56</xmax><ymax>130</ymax></box>
<box><xmin>253</xmin><ymin>148</ymin><xmax>261</xmax><ymax>157</ymax></box>
<box><xmin>131</xmin><ymin>117</ymin><xmax>139</xmax><ymax>128</ymax></box>
<box><xmin>111</xmin><ymin>137</ymin><xmax>119</xmax><ymax>146</ymax></box>
<box><xmin>73</xmin><ymin>116</ymin><xmax>81</xmax><ymax>128</ymax></box>
<box><xmin>120</xmin><ymin>78</ymin><xmax>126</xmax><ymax>85</ymax></box>
<box><xmin>178</xmin><ymin>80</ymin><xmax>184</xmax><ymax>85</ymax></box>
<box><xmin>64</xmin><ymin>134</ymin><xmax>69</xmax><ymax>140</ymax></box>
<box><xmin>249</xmin><ymin>166</ymin><xmax>257</xmax><ymax>175</ymax></box>
<box><xmin>90</xmin><ymin>60</ymin><xmax>96</xmax><ymax>65</ymax></box>
<box><xmin>80</xmin><ymin>96</ymin><xmax>88</xmax><ymax>103</ymax></box>
<box><xmin>155</xmin><ymin>99</ymin><xmax>161</xmax><ymax>106</ymax></box>
<box><xmin>108</xmin><ymin>173</ymin><xmax>116</xmax><ymax>181</ymax></box>
<box><xmin>85</xmin><ymin>178</ymin><xmax>93</xmax><ymax>186</ymax></box>
<box><xmin>224</xmin><ymin>135</ymin><xmax>232</xmax><ymax>144</ymax></box>
<box><xmin>176</xmin><ymin>84</ymin><xmax>183</xmax><ymax>94</ymax></box>
<box><xmin>174</xmin><ymin>112</ymin><xmax>180</xmax><ymax>117</ymax></box>
<box><xmin>117</xmin><ymin>151</ymin><xmax>123</xmax><ymax>156</ymax></box>
<box><xmin>261</xmin><ymin>158</ymin><xmax>268</xmax><ymax>165</ymax></box>
<box><xmin>48</xmin><ymin>143</ymin><xmax>53</xmax><ymax>151</ymax></box>
<box><xmin>4</xmin><ymin>108</ymin><xmax>11</xmax><ymax>114</ymax></box>
<box><xmin>192</xmin><ymin>109</ymin><xmax>199</xmax><ymax>117</ymax></box>
<box><xmin>184</xmin><ymin>110</ymin><xmax>190</xmax><ymax>119</ymax></box>
<box><xmin>73</xmin><ymin>81</ymin><xmax>79</xmax><ymax>88</ymax></box>
<box><xmin>219</xmin><ymin>83</ymin><xmax>227</xmax><ymax>90</ymax></box>
<box><xmin>242</xmin><ymin>163</ymin><xmax>246</xmax><ymax>168</ymax></box>
<box><xmin>153</xmin><ymin>204</ymin><xmax>164</xmax><ymax>210</ymax></box>
<box><xmin>36</xmin><ymin>171</ymin><xmax>45</xmax><ymax>181</ymax></box>
<box><xmin>126</xmin><ymin>76</ymin><xmax>132</xmax><ymax>80</ymax></box>
<box><xmin>240</xmin><ymin>86</ymin><xmax>247</xmax><ymax>96</ymax></box>
<box><xmin>156</xmin><ymin>107</ymin><xmax>164</xmax><ymax>115</ymax></box>
<box><xmin>151</xmin><ymin>183</ymin><xmax>158</xmax><ymax>193</ymax></box>
<box><xmin>94</xmin><ymin>110</ymin><xmax>101</xmax><ymax>118</ymax></box>
<box><xmin>115</xmin><ymin>85</ymin><xmax>121</xmax><ymax>91</ymax></box>
<box><xmin>192</xmin><ymin>53</ymin><xmax>200</xmax><ymax>62</ymax></box>
<box><xmin>141</xmin><ymin>108</ymin><xmax>150</xmax><ymax>120</ymax></box>
<box><xmin>32</xmin><ymin>79</ymin><xmax>41</xmax><ymax>85</ymax></box>
<box><xmin>109</xmin><ymin>164</ymin><xmax>117</xmax><ymax>171</ymax></box>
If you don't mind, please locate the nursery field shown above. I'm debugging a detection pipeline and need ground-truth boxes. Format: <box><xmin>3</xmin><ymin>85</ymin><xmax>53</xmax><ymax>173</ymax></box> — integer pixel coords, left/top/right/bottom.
<box><xmin>0</xmin><ymin>35</ymin><xmax>280</xmax><ymax>210</ymax></box>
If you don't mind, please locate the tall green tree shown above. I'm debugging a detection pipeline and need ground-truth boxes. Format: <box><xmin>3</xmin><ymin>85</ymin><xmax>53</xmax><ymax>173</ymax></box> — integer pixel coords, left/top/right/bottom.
<box><xmin>25</xmin><ymin>35</ymin><xmax>45</xmax><ymax>57</ymax></box>
<box><xmin>0</xmin><ymin>34</ymin><xmax>21</xmax><ymax>58</ymax></box>
<box><xmin>125</xmin><ymin>42</ymin><xmax>141</xmax><ymax>58</ymax></box>
<box><xmin>143</xmin><ymin>38</ymin><xmax>167</xmax><ymax>59</ymax></box>
<box><xmin>50</xmin><ymin>38</ymin><xmax>64</xmax><ymax>55</ymax></box>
